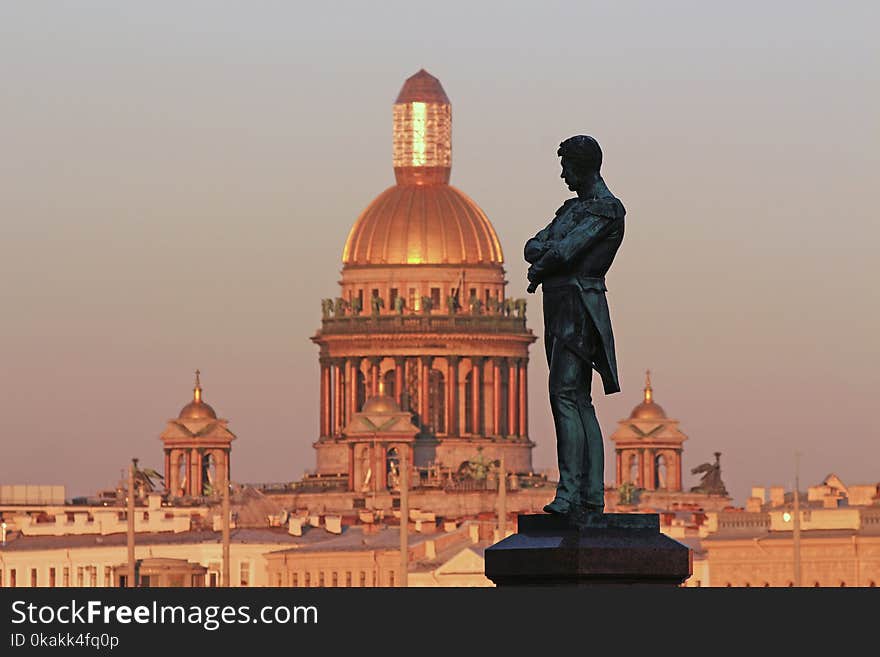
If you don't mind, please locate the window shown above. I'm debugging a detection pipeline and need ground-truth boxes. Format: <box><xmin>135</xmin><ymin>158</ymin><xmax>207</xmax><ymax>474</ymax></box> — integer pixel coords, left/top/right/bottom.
<box><xmin>49</xmin><ymin>568</ymin><xmax>56</xmax><ymax>587</ymax></box>
<box><xmin>345</xmin><ymin>572</ymin><xmax>352</xmax><ymax>587</ymax></box>
<box><xmin>359</xmin><ymin>572</ymin><xmax>366</xmax><ymax>587</ymax></box>
<box><xmin>31</xmin><ymin>569</ymin><xmax>37</xmax><ymax>587</ymax></box>
<box><xmin>77</xmin><ymin>567</ymin><xmax>84</xmax><ymax>587</ymax></box>
<box><xmin>10</xmin><ymin>569</ymin><xmax>16</xmax><ymax>588</ymax></box>
<box><xmin>304</xmin><ymin>572</ymin><xmax>311</xmax><ymax>587</ymax></box>
<box><xmin>63</xmin><ymin>567</ymin><xmax>70</xmax><ymax>586</ymax></box>
<box><xmin>275</xmin><ymin>573</ymin><xmax>283</xmax><ymax>587</ymax></box>
<box><xmin>239</xmin><ymin>562</ymin><xmax>250</xmax><ymax>587</ymax></box>
<box><xmin>331</xmin><ymin>572</ymin><xmax>338</xmax><ymax>587</ymax></box>
<box><xmin>389</xmin><ymin>571</ymin><xmax>395</xmax><ymax>587</ymax></box>
<box><xmin>357</xmin><ymin>289</ymin><xmax>364</xmax><ymax>309</ymax></box>
<box><xmin>292</xmin><ymin>573</ymin><xmax>298</xmax><ymax>587</ymax></box>
<box><xmin>389</xmin><ymin>288</ymin><xmax>398</xmax><ymax>309</ymax></box>
<box><xmin>409</xmin><ymin>288</ymin><xmax>417</xmax><ymax>310</ymax></box>
<box><xmin>430</xmin><ymin>287</ymin><xmax>441</xmax><ymax>308</ymax></box>
<box><xmin>104</xmin><ymin>567</ymin><xmax>111</xmax><ymax>587</ymax></box>
<box><xmin>318</xmin><ymin>572</ymin><xmax>325</xmax><ymax>587</ymax></box>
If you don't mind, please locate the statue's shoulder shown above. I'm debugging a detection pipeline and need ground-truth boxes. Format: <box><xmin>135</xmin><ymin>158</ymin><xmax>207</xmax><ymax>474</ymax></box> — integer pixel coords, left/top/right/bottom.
<box><xmin>554</xmin><ymin>198</ymin><xmax>579</xmax><ymax>217</ymax></box>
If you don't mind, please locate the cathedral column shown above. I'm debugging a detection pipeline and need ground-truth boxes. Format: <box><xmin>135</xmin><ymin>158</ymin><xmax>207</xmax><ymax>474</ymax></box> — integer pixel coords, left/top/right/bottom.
<box><xmin>507</xmin><ymin>358</ymin><xmax>518</xmax><ymax>437</ymax></box>
<box><xmin>191</xmin><ymin>449</ymin><xmax>201</xmax><ymax>497</ymax></box>
<box><xmin>637</xmin><ymin>450</ymin><xmax>644</xmax><ymax>488</ymax></box>
<box><xmin>164</xmin><ymin>450</ymin><xmax>171</xmax><ymax>492</ymax></box>
<box><xmin>616</xmin><ymin>451</ymin><xmax>623</xmax><ymax>488</ymax></box>
<box><xmin>645</xmin><ymin>448</ymin><xmax>656</xmax><ymax>490</ymax></box>
<box><xmin>167</xmin><ymin>451</ymin><xmax>177</xmax><ymax>495</ymax></box>
<box><xmin>369</xmin><ymin>357</ymin><xmax>382</xmax><ymax>397</ymax></box>
<box><xmin>672</xmin><ymin>451</ymin><xmax>682</xmax><ymax>491</ymax></box>
<box><xmin>394</xmin><ymin>357</ymin><xmax>405</xmax><ymax>407</ymax></box>
<box><xmin>447</xmin><ymin>356</ymin><xmax>460</xmax><ymax>436</ymax></box>
<box><xmin>335</xmin><ymin>359</ymin><xmax>346</xmax><ymax>434</ymax></box>
<box><xmin>492</xmin><ymin>358</ymin><xmax>502</xmax><ymax>436</ymax></box>
<box><xmin>419</xmin><ymin>356</ymin><xmax>433</xmax><ymax>430</ymax></box>
<box><xmin>215</xmin><ymin>450</ymin><xmax>227</xmax><ymax>489</ymax></box>
<box><xmin>348</xmin><ymin>357</ymin><xmax>362</xmax><ymax>417</ymax></box>
<box><xmin>517</xmin><ymin>359</ymin><xmax>528</xmax><ymax>437</ymax></box>
<box><xmin>319</xmin><ymin>359</ymin><xmax>330</xmax><ymax>437</ymax></box>
<box><xmin>470</xmin><ymin>357</ymin><xmax>483</xmax><ymax>435</ymax></box>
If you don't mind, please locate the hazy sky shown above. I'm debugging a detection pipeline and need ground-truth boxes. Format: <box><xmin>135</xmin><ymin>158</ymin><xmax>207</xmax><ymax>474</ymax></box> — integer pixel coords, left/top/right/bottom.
<box><xmin>1</xmin><ymin>2</ymin><xmax>877</xmax><ymax>503</ymax></box>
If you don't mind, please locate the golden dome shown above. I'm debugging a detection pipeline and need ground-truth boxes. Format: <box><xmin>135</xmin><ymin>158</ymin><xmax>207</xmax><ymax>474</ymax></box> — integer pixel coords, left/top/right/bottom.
<box><xmin>629</xmin><ymin>369</ymin><xmax>667</xmax><ymax>420</ymax></box>
<box><xmin>361</xmin><ymin>394</ymin><xmax>401</xmax><ymax>414</ymax></box>
<box><xmin>629</xmin><ymin>401</ymin><xmax>667</xmax><ymax>420</ymax></box>
<box><xmin>178</xmin><ymin>400</ymin><xmax>217</xmax><ymax>420</ymax></box>
<box><xmin>178</xmin><ymin>370</ymin><xmax>217</xmax><ymax>420</ymax></box>
<box><xmin>342</xmin><ymin>184</ymin><xmax>504</xmax><ymax>266</ymax></box>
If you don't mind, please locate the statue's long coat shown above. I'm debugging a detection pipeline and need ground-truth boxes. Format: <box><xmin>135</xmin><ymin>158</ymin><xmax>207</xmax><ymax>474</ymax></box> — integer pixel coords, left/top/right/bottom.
<box><xmin>524</xmin><ymin>178</ymin><xmax>625</xmax><ymax>394</ymax></box>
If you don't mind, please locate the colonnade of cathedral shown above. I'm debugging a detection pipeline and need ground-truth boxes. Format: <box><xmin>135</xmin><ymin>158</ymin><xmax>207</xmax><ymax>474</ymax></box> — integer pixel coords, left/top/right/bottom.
<box><xmin>616</xmin><ymin>448</ymin><xmax>682</xmax><ymax>491</ymax></box>
<box><xmin>163</xmin><ymin>447</ymin><xmax>230</xmax><ymax>498</ymax></box>
<box><xmin>319</xmin><ymin>355</ymin><xmax>529</xmax><ymax>439</ymax></box>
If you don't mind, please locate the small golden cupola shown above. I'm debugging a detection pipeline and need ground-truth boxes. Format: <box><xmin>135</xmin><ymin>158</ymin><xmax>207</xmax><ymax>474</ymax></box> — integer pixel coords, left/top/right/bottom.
<box><xmin>178</xmin><ymin>369</ymin><xmax>217</xmax><ymax>420</ymax></box>
<box><xmin>629</xmin><ymin>370</ymin><xmax>667</xmax><ymax>420</ymax></box>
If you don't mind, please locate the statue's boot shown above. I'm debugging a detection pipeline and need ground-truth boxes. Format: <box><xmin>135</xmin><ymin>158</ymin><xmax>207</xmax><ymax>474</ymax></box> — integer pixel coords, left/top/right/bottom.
<box><xmin>543</xmin><ymin>498</ymin><xmax>572</xmax><ymax>515</ymax></box>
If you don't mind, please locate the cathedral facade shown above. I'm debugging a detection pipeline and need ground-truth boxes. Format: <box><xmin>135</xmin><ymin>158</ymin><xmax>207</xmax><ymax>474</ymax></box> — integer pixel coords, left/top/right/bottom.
<box><xmin>310</xmin><ymin>70</ymin><xmax>537</xmax><ymax>492</ymax></box>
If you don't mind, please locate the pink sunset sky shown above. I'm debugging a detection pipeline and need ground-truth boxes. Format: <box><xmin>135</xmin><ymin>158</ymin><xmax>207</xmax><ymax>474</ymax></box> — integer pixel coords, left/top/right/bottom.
<box><xmin>1</xmin><ymin>2</ymin><xmax>877</xmax><ymax>503</ymax></box>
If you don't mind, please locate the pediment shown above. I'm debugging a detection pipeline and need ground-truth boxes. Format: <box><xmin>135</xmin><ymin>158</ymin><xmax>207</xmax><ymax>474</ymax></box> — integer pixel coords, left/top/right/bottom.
<box><xmin>343</xmin><ymin>412</ymin><xmax>419</xmax><ymax>436</ymax></box>
<box><xmin>161</xmin><ymin>419</ymin><xmax>235</xmax><ymax>442</ymax></box>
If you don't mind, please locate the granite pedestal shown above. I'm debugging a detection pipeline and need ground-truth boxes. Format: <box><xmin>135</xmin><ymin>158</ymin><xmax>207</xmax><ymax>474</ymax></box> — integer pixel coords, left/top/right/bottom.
<box><xmin>484</xmin><ymin>513</ymin><xmax>691</xmax><ymax>586</ymax></box>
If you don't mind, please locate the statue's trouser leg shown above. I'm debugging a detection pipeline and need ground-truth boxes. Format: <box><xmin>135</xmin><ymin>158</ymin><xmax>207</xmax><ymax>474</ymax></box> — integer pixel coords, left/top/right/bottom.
<box><xmin>548</xmin><ymin>337</ymin><xmax>603</xmax><ymax>509</ymax></box>
<box><xmin>576</xmin><ymin>385</ymin><xmax>605</xmax><ymax>511</ymax></box>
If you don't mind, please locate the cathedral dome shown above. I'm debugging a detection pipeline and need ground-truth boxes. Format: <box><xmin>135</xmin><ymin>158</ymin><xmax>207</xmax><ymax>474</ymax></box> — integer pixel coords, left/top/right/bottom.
<box><xmin>342</xmin><ymin>184</ymin><xmax>503</xmax><ymax>266</ymax></box>
<box><xmin>629</xmin><ymin>400</ymin><xmax>666</xmax><ymax>420</ymax></box>
<box><xmin>177</xmin><ymin>371</ymin><xmax>217</xmax><ymax>420</ymax></box>
<box><xmin>628</xmin><ymin>370</ymin><xmax>666</xmax><ymax>420</ymax></box>
<box><xmin>361</xmin><ymin>394</ymin><xmax>401</xmax><ymax>414</ymax></box>
<box><xmin>178</xmin><ymin>400</ymin><xmax>217</xmax><ymax>420</ymax></box>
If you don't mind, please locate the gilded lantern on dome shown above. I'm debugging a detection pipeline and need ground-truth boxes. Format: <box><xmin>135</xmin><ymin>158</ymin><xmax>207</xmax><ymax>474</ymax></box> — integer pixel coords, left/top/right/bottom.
<box><xmin>392</xmin><ymin>69</ymin><xmax>451</xmax><ymax>185</ymax></box>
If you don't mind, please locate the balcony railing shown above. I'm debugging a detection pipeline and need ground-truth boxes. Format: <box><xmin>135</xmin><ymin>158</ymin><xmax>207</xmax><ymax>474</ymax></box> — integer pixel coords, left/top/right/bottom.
<box><xmin>318</xmin><ymin>314</ymin><xmax>529</xmax><ymax>336</ymax></box>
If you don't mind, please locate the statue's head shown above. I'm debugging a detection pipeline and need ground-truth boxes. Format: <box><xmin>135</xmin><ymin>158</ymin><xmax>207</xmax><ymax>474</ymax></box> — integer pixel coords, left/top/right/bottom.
<box><xmin>558</xmin><ymin>135</ymin><xmax>602</xmax><ymax>192</ymax></box>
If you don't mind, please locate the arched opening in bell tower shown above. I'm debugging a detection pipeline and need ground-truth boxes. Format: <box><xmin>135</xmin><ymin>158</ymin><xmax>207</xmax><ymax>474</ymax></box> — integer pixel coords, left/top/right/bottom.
<box><xmin>655</xmin><ymin>454</ymin><xmax>668</xmax><ymax>490</ymax></box>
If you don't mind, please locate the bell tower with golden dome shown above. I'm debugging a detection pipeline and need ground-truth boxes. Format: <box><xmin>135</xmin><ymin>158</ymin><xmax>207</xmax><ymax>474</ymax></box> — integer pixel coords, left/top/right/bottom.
<box><xmin>160</xmin><ymin>371</ymin><xmax>236</xmax><ymax>498</ymax></box>
<box><xmin>609</xmin><ymin>371</ymin><xmax>687</xmax><ymax>492</ymax></box>
<box><xmin>312</xmin><ymin>70</ymin><xmax>536</xmax><ymax>489</ymax></box>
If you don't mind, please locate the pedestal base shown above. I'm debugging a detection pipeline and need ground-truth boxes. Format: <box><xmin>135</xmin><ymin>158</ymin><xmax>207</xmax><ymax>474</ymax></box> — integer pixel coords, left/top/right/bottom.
<box><xmin>485</xmin><ymin>513</ymin><xmax>691</xmax><ymax>587</ymax></box>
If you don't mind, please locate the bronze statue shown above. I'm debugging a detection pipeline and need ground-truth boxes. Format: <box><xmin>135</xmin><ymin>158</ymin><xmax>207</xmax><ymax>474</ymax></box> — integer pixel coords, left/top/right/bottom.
<box><xmin>514</xmin><ymin>298</ymin><xmax>527</xmax><ymax>318</ymax></box>
<box><xmin>393</xmin><ymin>295</ymin><xmax>406</xmax><ymax>314</ymax></box>
<box><xmin>446</xmin><ymin>294</ymin><xmax>460</xmax><ymax>315</ymax></box>
<box><xmin>334</xmin><ymin>297</ymin><xmax>348</xmax><ymax>317</ymax></box>
<box><xmin>370</xmin><ymin>294</ymin><xmax>384</xmax><ymax>317</ymax></box>
<box><xmin>503</xmin><ymin>298</ymin><xmax>515</xmax><ymax>317</ymax></box>
<box><xmin>350</xmin><ymin>296</ymin><xmax>363</xmax><ymax>316</ymax></box>
<box><xmin>468</xmin><ymin>293</ymin><xmax>483</xmax><ymax>315</ymax></box>
<box><xmin>525</xmin><ymin>135</ymin><xmax>625</xmax><ymax>521</ymax></box>
<box><xmin>420</xmin><ymin>296</ymin><xmax>433</xmax><ymax>314</ymax></box>
<box><xmin>690</xmin><ymin>452</ymin><xmax>729</xmax><ymax>496</ymax></box>
<box><xmin>321</xmin><ymin>298</ymin><xmax>334</xmax><ymax>319</ymax></box>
